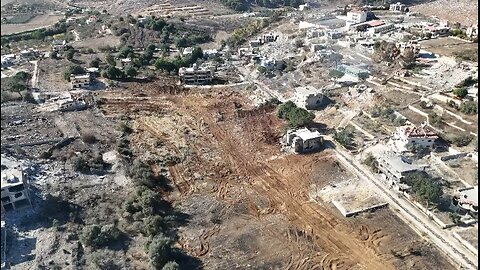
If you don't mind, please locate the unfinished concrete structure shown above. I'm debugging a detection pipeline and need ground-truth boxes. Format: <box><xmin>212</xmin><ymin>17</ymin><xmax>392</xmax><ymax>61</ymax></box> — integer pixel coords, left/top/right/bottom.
<box><xmin>51</xmin><ymin>39</ymin><xmax>67</xmax><ymax>52</ymax></box>
<box><xmin>451</xmin><ymin>186</ymin><xmax>478</xmax><ymax>216</ymax></box>
<box><xmin>262</xmin><ymin>33</ymin><xmax>277</xmax><ymax>43</ymax></box>
<box><xmin>70</xmin><ymin>74</ymin><xmax>91</xmax><ymax>89</ymax></box>
<box><xmin>284</xmin><ymin>128</ymin><xmax>323</xmax><ymax>153</ymax></box>
<box><xmin>1</xmin><ymin>168</ymin><xmax>31</xmax><ymax>213</ymax></box>
<box><xmin>178</xmin><ymin>64</ymin><xmax>213</xmax><ymax>85</ymax></box>
<box><xmin>389</xmin><ymin>2</ymin><xmax>408</xmax><ymax>12</ymax></box>
<box><xmin>397</xmin><ymin>40</ymin><xmax>421</xmax><ymax>56</ymax></box>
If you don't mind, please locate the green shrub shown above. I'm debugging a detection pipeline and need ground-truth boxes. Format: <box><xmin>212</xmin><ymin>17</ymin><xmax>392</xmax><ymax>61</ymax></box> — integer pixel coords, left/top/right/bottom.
<box><xmin>64</xmin><ymin>65</ymin><xmax>86</xmax><ymax>81</ymax></box>
<box><xmin>148</xmin><ymin>234</ymin><xmax>173</xmax><ymax>270</ymax></box>
<box><xmin>80</xmin><ymin>224</ymin><xmax>122</xmax><ymax>248</ymax></box>
<box><xmin>276</xmin><ymin>101</ymin><xmax>315</xmax><ymax>128</ymax></box>
<box><xmin>450</xmin><ymin>134</ymin><xmax>474</xmax><ymax>147</ymax></box>
<box><xmin>143</xmin><ymin>215</ymin><xmax>164</xmax><ymax>237</ymax></box>
<box><xmin>90</xmin><ymin>57</ymin><xmax>101</xmax><ymax>68</ymax></box>
<box><xmin>162</xmin><ymin>261</ymin><xmax>179</xmax><ymax>270</ymax></box>
<box><xmin>459</xmin><ymin>101</ymin><xmax>478</xmax><ymax>115</ymax></box>
<box><xmin>363</xmin><ymin>153</ymin><xmax>380</xmax><ymax>173</ymax></box>
<box><xmin>402</xmin><ymin>172</ymin><xmax>443</xmax><ymax>206</ymax></box>
<box><xmin>333</xmin><ymin>128</ymin><xmax>354</xmax><ymax>148</ymax></box>
<box><xmin>428</xmin><ymin>112</ymin><xmax>443</xmax><ymax>128</ymax></box>
<box><xmin>129</xmin><ymin>160</ymin><xmax>156</xmax><ymax>187</ymax></box>
<box><xmin>453</xmin><ymin>87</ymin><xmax>468</xmax><ymax>98</ymax></box>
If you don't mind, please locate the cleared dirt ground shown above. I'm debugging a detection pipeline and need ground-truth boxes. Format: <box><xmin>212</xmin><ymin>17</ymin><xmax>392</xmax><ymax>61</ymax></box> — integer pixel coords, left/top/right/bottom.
<box><xmin>96</xmin><ymin>79</ymin><xmax>455</xmax><ymax>270</ymax></box>
<box><xmin>1</xmin><ymin>14</ymin><xmax>63</xmax><ymax>35</ymax></box>
<box><xmin>419</xmin><ymin>37</ymin><xmax>478</xmax><ymax>58</ymax></box>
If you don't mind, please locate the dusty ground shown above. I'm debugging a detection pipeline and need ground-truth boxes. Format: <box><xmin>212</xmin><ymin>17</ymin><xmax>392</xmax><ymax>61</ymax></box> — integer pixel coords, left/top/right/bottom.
<box><xmin>411</xmin><ymin>0</ymin><xmax>478</xmax><ymax>26</ymax></box>
<box><xmin>419</xmin><ymin>37</ymin><xmax>478</xmax><ymax>59</ymax></box>
<box><xmin>1</xmin><ymin>14</ymin><xmax>63</xmax><ymax>35</ymax></box>
<box><xmin>95</xmin><ymin>80</ymin><xmax>455</xmax><ymax>270</ymax></box>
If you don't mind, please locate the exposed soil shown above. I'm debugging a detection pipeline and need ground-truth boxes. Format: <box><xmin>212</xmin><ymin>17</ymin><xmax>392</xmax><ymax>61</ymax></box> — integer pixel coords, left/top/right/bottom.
<box><xmin>94</xmin><ymin>79</ymin><xmax>456</xmax><ymax>270</ymax></box>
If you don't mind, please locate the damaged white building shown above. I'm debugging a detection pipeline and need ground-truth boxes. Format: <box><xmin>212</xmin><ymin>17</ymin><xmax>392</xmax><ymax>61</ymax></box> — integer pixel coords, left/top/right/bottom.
<box><xmin>1</xmin><ymin>168</ymin><xmax>31</xmax><ymax>213</ymax></box>
<box><xmin>283</xmin><ymin>128</ymin><xmax>323</xmax><ymax>153</ymax></box>
<box><xmin>293</xmin><ymin>86</ymin><xmax>330</xmax><ymax>110</ymax></box>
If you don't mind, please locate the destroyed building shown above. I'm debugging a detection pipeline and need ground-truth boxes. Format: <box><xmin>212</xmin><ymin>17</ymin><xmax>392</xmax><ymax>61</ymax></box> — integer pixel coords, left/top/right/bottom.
<box><xmin>337</xmin><ymin>64</ymin><xmax>370</xmax><ymax>79</ymax></box>
<box><xmin>284</xmin><ymin>128</ymin><xmax>323</xmax><ymax>153</ymax></box>
<box><xmin>371</xmin><ymin>148</ymin><xmax>424</xmax><ymax>185</ymax></box>
<box><xmin>396</xmin><ymin>40</ymin><xmax>421</xmax><ymax>57</ymax></box>
<box><xmin>466</xmin><ymin>25</ymin><xmax>478</xmax><ymax>38</ymax></box>
<box><xmin>293</xmin><ymin>86</ymin><xmax>330</xmax><ymax>110</ymax></box>
<box><xmin>1</xmin><ymin>168</ymin><xmax>31</xmax><ymax>214</ymax></box>
<box><xmin>1</xmin><ymin>54</ymin><xmax>15</xmax><ymax>68</ymax></box>
<box><xmin>178</xmin><ymin>64</ymin><xmax>213</xmax><ymax>85</ymax></box>
<box><xmin>451</xmin><ymin>186</ymin><xmax>478</xmax><ymax>216</ymax></box>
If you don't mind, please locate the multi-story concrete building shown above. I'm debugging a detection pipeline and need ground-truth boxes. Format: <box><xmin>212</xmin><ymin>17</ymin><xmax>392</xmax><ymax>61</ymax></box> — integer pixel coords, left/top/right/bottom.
<box><xmin>51</xmin><ymin>39</ymin><xmax>67</xmax><ymax>52</ymax></box>
<box><xmin>346</xmin><ymin>10</ymin><xmax>368</xmax><ymax>25</ymax></box>
<box><xmin>178</xmin><ymin>64</ymin><xmax>213</xmax><ymax>85</ymax></box>
<box><xmin>1</xmin><ymin>168</ymin><xmax>31</xmax><ymax>213</ymax></box>
<box><xmin>70</xmin><ymin>74</ymin><xmax>91</xmax><ymax>89</ymax></box>
<box><xmin>392</xmin><ymin>123</ymin><xmax>439</xmax><ymax>152</ymax></box>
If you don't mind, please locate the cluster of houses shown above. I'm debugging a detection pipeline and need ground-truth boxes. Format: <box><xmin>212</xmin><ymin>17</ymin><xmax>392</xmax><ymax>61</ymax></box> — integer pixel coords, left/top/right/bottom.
<box><xmin>369</xmin><ymin>123</ymin><xmax>478</xmax><ymax>217</ymax></box>
<box><xmin>1</xmin><ymin>49</ymin><xmax>43</xmax><ymax>68</ymax></box>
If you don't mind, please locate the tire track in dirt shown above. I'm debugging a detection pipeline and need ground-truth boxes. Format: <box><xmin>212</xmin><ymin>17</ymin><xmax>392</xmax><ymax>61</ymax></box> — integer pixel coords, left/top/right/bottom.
<box><xmin>120</xmin><ymin>91</ymin><xmax>394</xmax><ymax>268</ymax></box>
<box><xmin>200</xmin><ymin>116</ymin><xmax>395</xmax><ymax>270</ymax></box>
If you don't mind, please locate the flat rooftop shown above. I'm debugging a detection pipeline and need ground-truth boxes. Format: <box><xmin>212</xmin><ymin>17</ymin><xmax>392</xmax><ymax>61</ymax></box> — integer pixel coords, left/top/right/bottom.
<box><xmin>293</xmin><ymin>128</ymin><xmax>322</xmax><ymax>141</ymax></box>
<box><xmin>370</xmin><ymin>144</ymin><xmax>419</xmax><ymax>173</ymax></box>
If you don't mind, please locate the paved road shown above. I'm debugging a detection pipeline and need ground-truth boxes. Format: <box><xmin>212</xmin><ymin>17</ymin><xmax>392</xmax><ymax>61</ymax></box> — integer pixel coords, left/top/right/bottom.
<box><xmin>323</xmin><ymin>137</ymin><xmax>477</xmax><ymax>269</ymax></box>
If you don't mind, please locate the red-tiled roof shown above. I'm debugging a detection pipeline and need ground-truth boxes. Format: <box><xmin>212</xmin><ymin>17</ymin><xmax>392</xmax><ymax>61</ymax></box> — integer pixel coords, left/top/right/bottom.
<box><xmin>404</xmin><ymin>125</ymin><xmax>437</xmax><ymax>138</ymax></box>
<box><xmin>368</xmin><ymin>20</ymin><xmax>384</xmax><ymax>27</ymax></box>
